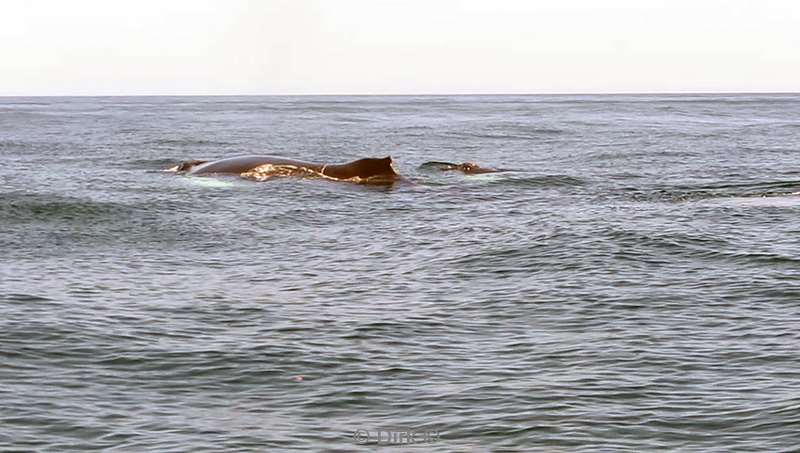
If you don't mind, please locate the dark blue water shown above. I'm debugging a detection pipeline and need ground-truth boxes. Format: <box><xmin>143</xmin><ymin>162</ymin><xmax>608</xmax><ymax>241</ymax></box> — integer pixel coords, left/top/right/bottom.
<box><xmin>2</xmin><ymin>95</ymin><xmax>800</xmax><ymax>452</ymax></box>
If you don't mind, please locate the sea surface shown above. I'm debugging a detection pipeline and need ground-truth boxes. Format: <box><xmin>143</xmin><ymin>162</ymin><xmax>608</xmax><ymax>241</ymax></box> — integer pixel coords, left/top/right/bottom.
<box><xmin>2</xmin><ymin>94</ymin><xmax>800</xmax><ymax>452</ymax></box>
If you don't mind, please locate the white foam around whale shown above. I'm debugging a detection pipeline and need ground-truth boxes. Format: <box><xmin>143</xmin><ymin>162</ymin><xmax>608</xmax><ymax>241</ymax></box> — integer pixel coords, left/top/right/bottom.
<box><xmin>465</xmin><ymin>173</ymin><xmax>505</xmax><ymax>183</ymax></box>
<box><xmin>186</xmin><ymin>177</ymin><xmax>237</xmax><ymax>188</ymax></box>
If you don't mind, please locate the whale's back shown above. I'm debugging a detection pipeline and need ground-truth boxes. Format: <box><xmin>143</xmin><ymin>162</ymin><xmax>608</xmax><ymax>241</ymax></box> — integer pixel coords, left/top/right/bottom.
<box><xmin>189</xmin><ymin>156</ymin><xmax>315</xmax><ymax>175</ymax></box>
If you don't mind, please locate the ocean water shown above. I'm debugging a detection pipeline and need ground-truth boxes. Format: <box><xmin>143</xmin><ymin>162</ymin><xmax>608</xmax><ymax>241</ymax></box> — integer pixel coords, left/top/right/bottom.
<box><xmin>1</xmin><ymin>94</ymin><xmax>800</xmax><ymax>452</ymax></box>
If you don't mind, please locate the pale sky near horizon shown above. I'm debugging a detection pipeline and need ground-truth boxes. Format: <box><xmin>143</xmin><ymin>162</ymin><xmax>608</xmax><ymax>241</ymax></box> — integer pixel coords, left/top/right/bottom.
<box><xmin>2</xmin><ymin>0</ymin><xmax>799</xmax><ymax>95</ymax></box>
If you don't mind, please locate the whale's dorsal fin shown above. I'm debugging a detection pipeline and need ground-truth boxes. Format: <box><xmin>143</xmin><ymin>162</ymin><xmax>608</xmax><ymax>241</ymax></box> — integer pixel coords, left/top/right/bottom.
<box><xmin>350</xmin><ymin>156</ymin><xmax>395</xmax><ymax>176</ymax></box>
<box><xmin>322</xmin><ymin>156</ymin><xmax>398</xmax><ymax>182</ymax></box>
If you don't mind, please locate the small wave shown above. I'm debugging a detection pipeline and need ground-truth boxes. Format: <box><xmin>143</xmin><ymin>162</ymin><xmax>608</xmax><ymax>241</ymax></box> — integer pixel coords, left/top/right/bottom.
<box><xmin>731</xmin><ymin>251</ymin><xmax>800</xmax><ymax>265</ymax></box>
<box><xmin>486</xmin><ymin>174</ymin><xmax>587</xmax><ymax>188</ymax></box>
<box><xmin>396</xmin><ymin>125</ymin><xmax>435</xmax><ymax>131</ymax></box>
<box><xmin>663</xmin><ymin>96</ymin><xmax>800</xmax><ymax>105</ymax></box>
<box><xmin>0</xmin><ymin>100</ymin><xmax>51</xmax><ymax>106</ymax></box>
<box><xmin>286</xmin><ymin>104</ymin><xmax>372</xmax><ymax>114</ymax></box>
<box><xmin>590</xmin><ymin>149</ymin><xmax>700</xmax><ymax>161</ymax></box>
<box><xmin>141</xmin><ymin>138</ymin><xmax>231</xmax><ymax>147</ymax></box>
<box><xmin>0</xmin><ymin>192</ymin><xmax>137</xmax><ymax>224</ymax></box>
<box><xmin>667</xmin><ymin>245</ymin><xmax>800</xmax><ymax>268</ymax></box>
<box><xmin>524</xmin><ymin>127</ymin><xmax>564</xmax><ymax>135</ymax></box>
<box><xmin>444</xmin><ymin>230</ymin><xmax>580</xmax><ymax>274</ymax></box>
<box><xmin>448</xmin><ymin>129</ymin><xmax>563</xmax><ymax>140</ymax></box>
<box><xmin>625</xmin><ymin>180</ymin><xmax>800</xmax><ymax>203</ymax></box>
<box><xmin>0</xmin><ymin>140</ymin><xmax>29</xmax><ymax>150</ymax></box>
<box><xmin>330</xmin><ymin>115</ymin><xmax>372</xmax><ymax>123</ymax></box>
<box><xmin>0</xmin><ymin>293</ymin><xmax>54</xmax><ymax>303</ymax></box>
<box><xmin>603</xmin><ymin>228</ymin><xmax>733</xmax><ymax>255</ymax></box>
<box><xmin>536</xmin><ymin>95</ymin><xmax>800</xmax><ymax>105</ymax></box>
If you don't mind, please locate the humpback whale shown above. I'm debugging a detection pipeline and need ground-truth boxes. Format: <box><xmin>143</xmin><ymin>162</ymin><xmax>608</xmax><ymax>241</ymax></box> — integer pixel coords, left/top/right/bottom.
<box><xmin>167</xmin><ymin>155</ymin><xmax>401</xmax><ymax>184</ymax></box>
<box><xmin>419</xmin><ymin>161</ymin><xmax>501</xmax><ymax>174</ymax></box>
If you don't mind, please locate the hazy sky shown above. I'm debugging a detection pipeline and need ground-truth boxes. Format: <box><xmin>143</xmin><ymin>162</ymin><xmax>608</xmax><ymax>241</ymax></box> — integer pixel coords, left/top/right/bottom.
<box><xmin>2</xmin><ymin>0</ymin><xmax>799</xmax><ymax>95</ymax></box>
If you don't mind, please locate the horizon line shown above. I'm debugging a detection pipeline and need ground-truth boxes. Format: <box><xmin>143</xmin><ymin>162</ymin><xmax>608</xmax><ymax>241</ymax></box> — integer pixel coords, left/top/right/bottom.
<box><xmin>1</xmin><ymin>91</ymin><xmax>799</xmax><ymax>98</ymax></box>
